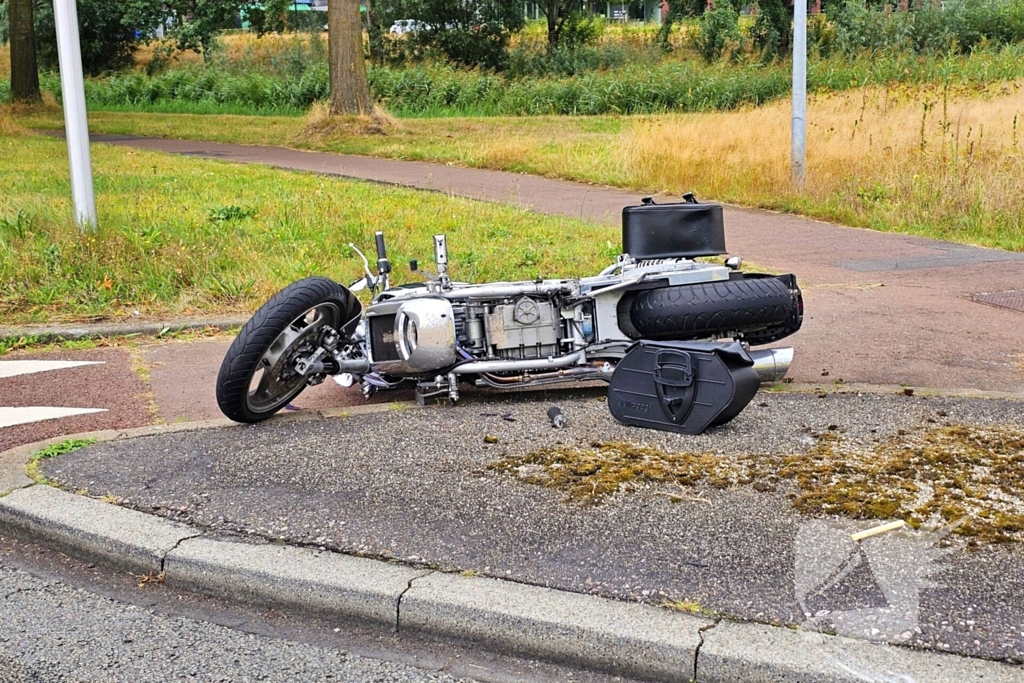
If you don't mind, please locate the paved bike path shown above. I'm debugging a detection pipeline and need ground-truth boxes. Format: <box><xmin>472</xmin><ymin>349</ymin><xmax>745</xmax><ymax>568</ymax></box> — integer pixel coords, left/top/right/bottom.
<box><xmin>88</xmin><ymin>134</ymin><xmax>1024</xmax><ymax>396</ymax></box>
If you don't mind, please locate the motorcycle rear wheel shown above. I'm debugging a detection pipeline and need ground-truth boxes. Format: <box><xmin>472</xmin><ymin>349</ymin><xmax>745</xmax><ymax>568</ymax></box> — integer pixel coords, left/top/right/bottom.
<box><xmin>627</xmin><ymin>276</ymin><xmax>795</xmax><ymax>343</ymax></box>
<box><xmin>216</xmin><ymin>277</ymin><xmax>361</xmax><ymax>423</ymax></box>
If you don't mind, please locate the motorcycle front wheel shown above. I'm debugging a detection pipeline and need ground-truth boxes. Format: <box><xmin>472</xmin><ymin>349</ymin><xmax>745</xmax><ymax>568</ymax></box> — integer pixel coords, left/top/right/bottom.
<box><xmin>216</xmin><ymin>277</ymin><xmax>362</xmax><ymax>423</ymax></box>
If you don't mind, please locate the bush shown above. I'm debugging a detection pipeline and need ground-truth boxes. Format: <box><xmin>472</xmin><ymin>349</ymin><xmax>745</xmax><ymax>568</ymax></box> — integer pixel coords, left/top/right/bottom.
<box><xmin>0</xmin><ymin>1</ymin><xmax>9</xmax><ymax>45</ymax></box>
<box><xmin>399</xmin><ymin>0</ymin><xmax>525</xmax><ymax>70</ymax></box>
<box><xmin>506</xmin><ymin>43</ymin><xmax>630</xmax><ymax>78</ymax></box>
<box><xmin>751</xmin><ymin>0</ymin><xmax>791</xmax><ymax>58</ymax></box>
<box><xmin>43</xmin><ymin>25</ymin><xmax>1024</xmax><ymax>117</ymax></box>
<box><xmin>557</xmin><ymin>12</ymin><xmax>604</xmax><ymax>51</ymax></box>
<box><xmin>695</xmin><ymin>6</ymin><xmax>742</xmax><ymax>63</ymax></box>
<box><xmin>831</xmin><ymin>0</ymin><xmax>1024</xmax><ymax>55</ymax></box>
<box><xmin>417</xmin><ymin>25</ymin><xmax>515</xmax><ymax>70</ymax></box>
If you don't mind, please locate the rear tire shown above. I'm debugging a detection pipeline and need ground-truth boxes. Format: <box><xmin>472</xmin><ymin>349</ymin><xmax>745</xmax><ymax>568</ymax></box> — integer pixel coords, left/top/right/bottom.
<box><xmin>216</xmin><ymin>277</ymin><xmax>361</xmax><ymax>423</ymax></box>
<box><xmin>628</xmin><ymin>276</ymin><xmax>796</xmax><ymax>342</ymax></box>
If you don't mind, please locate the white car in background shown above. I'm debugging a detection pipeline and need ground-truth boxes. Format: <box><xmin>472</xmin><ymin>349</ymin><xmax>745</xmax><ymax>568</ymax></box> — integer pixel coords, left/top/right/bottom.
<box><xmin>389</xmin><ymin>19</ymin><xmax>426</xmax><ymax>35</ymax></box>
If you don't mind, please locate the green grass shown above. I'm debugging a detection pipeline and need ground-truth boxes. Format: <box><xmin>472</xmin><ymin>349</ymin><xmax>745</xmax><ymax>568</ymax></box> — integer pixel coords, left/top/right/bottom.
<box><xmin>16</xmin><ymin>81</ymin><xmax>1024</xmax><ymax>255</ymax></box>
<box><xmin>81</xmin><ymin>100</ymin><xmax>307</xmax><ymax>116</ymax></box>
<box><xmin>26</xmin><ymin>438</ymin><xmax>98</xmax><ymax>485</ymax></box>
<box><xmin>26</xmin><ymin>43</ymin><xmax>1024</xmax><ymax>118</ymax></box>
<box><xmin>17</xmin><ymin>107</ymin><xmax>639</xmax><ymax>184</ymax></box>
<box><xmin>0</xmin><ymin>130</ymin><xmax>620</xmax><ymax>324</ymax></box>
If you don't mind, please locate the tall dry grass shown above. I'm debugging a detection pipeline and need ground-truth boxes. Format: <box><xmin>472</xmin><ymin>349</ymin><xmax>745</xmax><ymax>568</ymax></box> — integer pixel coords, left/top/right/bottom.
<box><xmin>625</xmin><ymin>81</ymin><xmax>1024</xmax><ymax>250</ymax></box>
<box><xmin>0</xmin><ymin>108</ymin><xmax>22</xmax><ymax>136</ymax></box>
<box><xmin>133</xmin><ymin>32</ymin><xmax>318</xmax><ymax>73</ymax></box>
<box><xmin>299</xmin><ymin>100</ymin><xmax>398</xmax><ymax>140</ymax></box>
<box><xmin>0</xmin><ymin>45</ymin><xmax>10</xmax><ymax>80</ymax></box>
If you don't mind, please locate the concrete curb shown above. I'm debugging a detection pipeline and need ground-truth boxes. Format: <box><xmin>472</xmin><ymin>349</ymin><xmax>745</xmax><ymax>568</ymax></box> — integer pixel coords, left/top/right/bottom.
<box><xmin>0</xmin><ymin>485</ymin><xmax>199</xmax><ymax>575</ymax></box>
<box><xmin>1</xmin><ymin>422</ymin><xmax>1021</xmax><ymax>682</ymax></box>
<box><xmin>696</xmin><ymin>620</ymin><xmax>1020</xmax><ymax>683</ymax></box>
<box><xmin>400</xmin><ymin>571</ymin><xmax>709</xmax><ymax>681</ymax></box>
<box><xmin>165</xmin><ymin>536</ymin><xmax>429</xmax><ymax>628</ymax></box>
<box><xmin>0</xmin><ymin>316</ymin><xmax>248</xmax><ymax>343</ymax></box>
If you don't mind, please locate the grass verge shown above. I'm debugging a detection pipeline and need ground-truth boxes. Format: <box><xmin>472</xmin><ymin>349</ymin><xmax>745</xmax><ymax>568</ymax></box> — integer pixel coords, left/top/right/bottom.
<box><xmin>18</xmin><ymin>77</ymin><xmax>1024</xmax><ymax>251</ymax></box>
<box><xmin>0</xmin><ymin>128</ymin><xmax>620</xmax><ymax>324</ymax></box>
<box><xmin>0</xmin><ymin>326</ymin><xmax>235</xmax><ymax>357</ymax></box>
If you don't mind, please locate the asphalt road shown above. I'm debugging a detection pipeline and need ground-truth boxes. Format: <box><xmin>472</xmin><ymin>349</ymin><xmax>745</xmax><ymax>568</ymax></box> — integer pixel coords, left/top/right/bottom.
<box><xmin>39</xmin><ymin>391</ymin><xmax>1024</xmax><ymax>666</ymax></box>
<box><xmin>0</xmin><ymin>533</ymin><xmax>633</xmax><ymax>683</ymax></box>
<box><xmin>0</xmin><ymin>557</ymin><xmax>464</xmax><ymax>683</ymax></box>
<box><xmin>3</xmin><ymin>138</ymin><xmax>1024</xmax><ymax>680</ymax></box>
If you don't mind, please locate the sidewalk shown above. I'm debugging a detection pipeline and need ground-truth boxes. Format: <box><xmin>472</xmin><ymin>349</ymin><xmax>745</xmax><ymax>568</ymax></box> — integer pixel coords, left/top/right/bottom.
<box><xmin>87</xmin><ymin>133</ymin><xmax>1024</xmax><ymax>396</ymax></box>
<box><xmin>3</xmin><ymin>392</ymin><xmax>1023</xmax><ymax>682</ymax></box>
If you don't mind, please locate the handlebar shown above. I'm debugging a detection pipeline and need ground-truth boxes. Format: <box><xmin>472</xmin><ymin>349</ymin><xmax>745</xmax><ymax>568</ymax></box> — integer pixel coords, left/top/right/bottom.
<box><xmin>374</xmin><ymin>231</ymin><xmax>391</xmax><ymax>277</ymax></box>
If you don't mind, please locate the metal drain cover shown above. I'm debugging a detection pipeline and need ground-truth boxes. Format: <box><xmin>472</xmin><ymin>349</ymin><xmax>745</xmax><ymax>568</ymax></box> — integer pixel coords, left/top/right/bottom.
<box><xmin>973</xmin><ymin>289</ymin><xmax>1024</xmax><ymax>313</ymax></box>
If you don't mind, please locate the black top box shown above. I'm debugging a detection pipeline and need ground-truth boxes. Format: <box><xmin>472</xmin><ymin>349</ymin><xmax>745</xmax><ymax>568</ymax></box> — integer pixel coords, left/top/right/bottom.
<box><xmin>622</xmin><ymin>196</ymin><xmax>726</xmax><ymax>260</ymax></box>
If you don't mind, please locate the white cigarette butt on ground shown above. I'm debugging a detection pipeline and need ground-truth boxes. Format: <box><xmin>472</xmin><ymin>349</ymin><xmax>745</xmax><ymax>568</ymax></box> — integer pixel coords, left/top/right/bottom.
<box><xmin>851</xmin><ymin>520</ymin><xmax>906</xmax><ymax>542</ymax></box>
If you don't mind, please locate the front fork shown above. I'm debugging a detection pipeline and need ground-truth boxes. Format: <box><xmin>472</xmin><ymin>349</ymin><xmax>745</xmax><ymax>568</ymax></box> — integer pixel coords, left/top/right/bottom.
<box><xmin>294</xmin><ymin>325</ymin><xmax>369</xmax><ymax>386</ymax></box>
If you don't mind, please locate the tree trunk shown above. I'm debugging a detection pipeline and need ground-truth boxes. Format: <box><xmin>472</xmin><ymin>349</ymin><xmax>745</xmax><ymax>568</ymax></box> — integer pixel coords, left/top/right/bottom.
<box><xmin>9</xmin><ymin>0</ymin><xmax>40</xmax><ymax>103</ymax></box>
<box><xmin>546</xmin><ymin>0</ymin><xmax>558</xmax><ymax>49</ymax></box>
<box><xmin>328</xmin><ymin>0</ymin><xmax>372</xmax><ymax>116</ymax></box>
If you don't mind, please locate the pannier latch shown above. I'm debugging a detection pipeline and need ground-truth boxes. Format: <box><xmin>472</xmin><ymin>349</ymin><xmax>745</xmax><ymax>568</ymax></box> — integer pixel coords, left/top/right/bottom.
<box><xmin>653</xmin><ymin>350</ymin><xmax>696</xmax><ymax>424</ymax></box>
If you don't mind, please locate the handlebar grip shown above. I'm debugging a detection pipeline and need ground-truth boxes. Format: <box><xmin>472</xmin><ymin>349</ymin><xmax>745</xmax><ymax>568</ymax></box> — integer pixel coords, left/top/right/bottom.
<box><xmin>375</xmin><ymin>232</ymin><xmax>387</xmax><ymax>260</ymax></box>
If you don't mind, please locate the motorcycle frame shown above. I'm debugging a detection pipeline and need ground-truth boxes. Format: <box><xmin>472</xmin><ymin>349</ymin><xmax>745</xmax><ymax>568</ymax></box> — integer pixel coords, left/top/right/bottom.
<box><xmin>327</xmin><ymin>232</ymin><xmax>793</xmax><ymax>406</ymax></box>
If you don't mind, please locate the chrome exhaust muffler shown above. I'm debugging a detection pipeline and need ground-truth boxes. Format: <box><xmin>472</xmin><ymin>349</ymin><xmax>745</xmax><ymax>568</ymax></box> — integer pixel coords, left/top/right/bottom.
<box><xmin>747</xmin><ymin>347</ymin><xmax>794</xmax><ymax>383</ymax></box>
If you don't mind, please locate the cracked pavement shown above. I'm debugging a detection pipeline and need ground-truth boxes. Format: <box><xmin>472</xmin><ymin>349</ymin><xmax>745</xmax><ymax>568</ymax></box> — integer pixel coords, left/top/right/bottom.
<box><xmin>39</xmin><ymin>390</ymin><xmax>1024</xmax><ymax>666</ymax></box>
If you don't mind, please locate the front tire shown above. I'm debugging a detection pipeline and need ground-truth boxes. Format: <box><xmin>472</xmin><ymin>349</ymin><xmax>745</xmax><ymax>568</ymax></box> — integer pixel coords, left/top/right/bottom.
<box><xmin>216</xmin><ymin>277</ymin><xmax>361</xmax><ymax>423</ymax></box>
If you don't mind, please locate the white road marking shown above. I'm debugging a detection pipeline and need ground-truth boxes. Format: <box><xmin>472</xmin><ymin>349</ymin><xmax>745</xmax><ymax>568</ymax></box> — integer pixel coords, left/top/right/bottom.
<box><xmin>0</xmin><ymin>407</ymin><xmax>108</xmax><ymax>429</ymax></box>
<box><xmin>0</xmin><ymin>360</ymin><xmax>104</xmax><ymax>379</ymax></box>
<box><xmin>0</xmin><ymin>361</ymin><xmax>109</xmax><ymax>428</ymax></box>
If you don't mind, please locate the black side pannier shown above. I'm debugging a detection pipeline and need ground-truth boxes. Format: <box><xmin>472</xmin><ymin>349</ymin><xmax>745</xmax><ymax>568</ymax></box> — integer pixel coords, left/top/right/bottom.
<box><xmin>621</xmin><ymin>194</ymin><xmax>726</xmax><ymax>260</ymax></box>
<box><xmin>607</xmin><ymin>341</ymin><xmax>760</xmax><ymax>435</ymax></box>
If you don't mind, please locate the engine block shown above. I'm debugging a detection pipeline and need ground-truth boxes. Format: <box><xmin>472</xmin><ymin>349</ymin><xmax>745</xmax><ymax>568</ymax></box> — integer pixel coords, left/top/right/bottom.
<box><xmin>485</xmin><ymin>297</ymin><xmax>560</xmax><ymax>360</ymax></box>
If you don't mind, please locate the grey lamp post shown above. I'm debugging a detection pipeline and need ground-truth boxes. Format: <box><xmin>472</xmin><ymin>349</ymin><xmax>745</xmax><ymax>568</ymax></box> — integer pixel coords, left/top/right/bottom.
<box><xmin>53</xmin><ymin>0</ymin><xmax>97</xmax><ymax>229</ymax></box>
<box><xmin>792</xmin><ymin>0</ymin><xmax>807</xmax><ymax>187</ymax></box>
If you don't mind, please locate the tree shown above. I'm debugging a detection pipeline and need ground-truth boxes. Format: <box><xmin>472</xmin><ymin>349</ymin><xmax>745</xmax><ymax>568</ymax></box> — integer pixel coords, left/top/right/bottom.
<box><xmin>539</xmin><ymin>0</ymin><xmax>575</xmax><ymax>50</ymax></box>
<box><xmin>35</xmin><ymin>0</ymin><xmax>165</xmax><ymax>75</ymax></box>
<box><xmin>750</xmin><ymin>0</ymin><xmax>792</xmax><ymax>58</ymax></box>
<box><xmin>8</xmin><ymin>0</ymin><xmax>40</xmax><ymax>102</ymax></box>
<box><xmin>328</xmin><ymin>0</ymin><xmax>372</xmax><ymax>115</ymax></box>
<box><xmin>404</xmin><ymin>0</ymin><xmax>524</xmax><ymax>69</ymax></box>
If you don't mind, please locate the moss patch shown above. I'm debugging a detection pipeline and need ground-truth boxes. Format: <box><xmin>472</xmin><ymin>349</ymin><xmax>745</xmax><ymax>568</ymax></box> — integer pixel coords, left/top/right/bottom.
<box><xmin>489</xmin><ymin>424</ymin><xmax>1024</xmax><ymax>544</ymax></box>
<box><xmin>489</xmin><ymin>441</ymin><xmax>729</xmax><ymax>505</ymax></box>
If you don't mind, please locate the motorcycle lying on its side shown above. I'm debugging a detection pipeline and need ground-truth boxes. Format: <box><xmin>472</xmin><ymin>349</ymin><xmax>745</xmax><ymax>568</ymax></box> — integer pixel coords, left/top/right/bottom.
<box><xmin>215</xmin><ymin>195</ymin><xmax>803</xmax><ymax>434</ymax></box>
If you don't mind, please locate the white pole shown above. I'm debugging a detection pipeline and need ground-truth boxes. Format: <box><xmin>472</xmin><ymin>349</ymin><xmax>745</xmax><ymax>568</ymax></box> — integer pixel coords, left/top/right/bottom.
<box><xmin>791</xmin><ymin>0</ymin><xmax>807</xmax><ymax>187</ymax></box>
<box><xmin>53</xmin><ymin>0</ymin><xmax>97</xmax><ymax>230</ymax></box>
